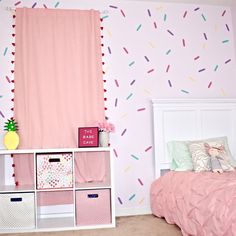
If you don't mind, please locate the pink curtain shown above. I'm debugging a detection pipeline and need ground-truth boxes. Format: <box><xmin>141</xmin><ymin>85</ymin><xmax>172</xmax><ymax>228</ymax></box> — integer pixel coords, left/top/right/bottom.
<box><xmin>14</xmin><ymin>8</ymin><xmax>105</xmax><ymax>202</ymax></box>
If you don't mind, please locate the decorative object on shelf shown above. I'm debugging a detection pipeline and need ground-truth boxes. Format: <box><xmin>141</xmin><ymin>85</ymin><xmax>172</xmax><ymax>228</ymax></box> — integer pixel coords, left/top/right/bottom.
<box><xmin>97</xmin><ymin>120</ymin><xmax>115</xmax><ymax>147</ymax></box>
<box><xmin>3</xmin><ymin>118</ymin><xmax>19</xmax><ymax>150</ymax></box>
<box><xmin>78</xmin><ymin>127</ymin><xmax>99</xmax><ymax>147</ymax></box>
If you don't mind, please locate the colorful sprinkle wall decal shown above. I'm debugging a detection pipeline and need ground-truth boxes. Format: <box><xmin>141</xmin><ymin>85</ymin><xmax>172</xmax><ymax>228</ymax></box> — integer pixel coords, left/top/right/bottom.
<box><xmin>166</xmin><ymin>49</ymin><xmax>171</xmax><ymax>55</ymax></box>
<box><xmin>54</xmin><ymin>2</ymin><xmax>60</xmax><ymax>8</ymax></box>
<box><xmin>181</xmin><ymin>89</ymin><xmax>189</xmax><ymax>94</ymax></box>
<box><xmin>14</xmin><ymin>1</ymin><xmax>21</xmax><ymax>6</ymax></box>
<box><xmin>138</xmin><ymin>178</ymin><xmax>144</xmax><ymax>186</ymax></box>
<box><xmin>123</xmin><ymin>47</ymin><xmax>129</xmax><ymax>54</ymax></box>
<box><xmin>129</xmin><ymin>61</ymin><xmax>135</xmax><ymax>66</ymax></box>
<box><xmin>222</xmin><ymin>40</ymin><xmax>229</xmax><ymax>43</ymax></box>
<box><xmin>120</xmin><ymin>9</ymin><xmax>126</xmax><ymax>17</ymax></box>
<box><xmin>115</xmin><ymin>98</ymin><xmax>118</xmax><ymax>107</ymax></box>
<box><xmin>136</xmin><ymin>24</ymin><xmax>142</xmax><ymax>31</ymax></box>
<box><xmin>147</xmin><ymin>69</ymin><xmax>154</xmax><ymax>74</ymax></box>
<box><xmin>145</xmin><ymin>146</ymin><xmax>152</xmax><ymax>152</ymax></box>
<box><xmin>126</xmin><ymin>93</ymin><xmax>133</xmax><ymax>100</ymax></box>
<box><xmin>225</xmin><ymin>59</ymin><xmax>231</xmax><ymax>64</ymax></box>
<box><xmin>201</xmin><ymin>14</ymin><xmax>206</xmax><ymax>21</ymax></box>
<box><xmin>130</xmin><ymin>80</ymin><xmax>136</xmax><ymax>85</ymax></box>
<box><xmin>131</xmin><ymin>154</ymin><xmax>139</xmax><ymax>160</ymax></box>
<box><xmin>109</xmin><ymin>5</ymin><xmax>118</xmax><ymax>9</ymax></box>
<box><xmin>167</xmin><ymin>29</ymin><xmax>174</xmax><ymax>36</ymax></box>
<box><xmin>183</xmin><ymin>11</ymin><xmax>187</xmax><ymax>18</ymax></box>
<box><xmin>144</xmin><ymin>56</ymin><xmax>149</xmax><ymax>62</ymax></box>
<box><xmin>137</xmin><ymin>108</ymin><xmax>146</xmax><ymax>112</ymax></box>
<box><xmin>222</xmin><ymin>10</ymin><xmax>226</xmax><ymax>16</ymax></box>
<box><xmin>121</xmin><ymin>129</ymin><xmax>127</xmax><ymax>136</ymax></box>
<box><xmin>3</xmin><ymin>47</ymin><xmax>8</xmax><ymax>56</ymax></box>
<box><xmin>208</xmin><ymin>81</ymin><xmax>212</xmax><ymax>88</ymax></box>
<box><xmin>114</xmin><ymin>79</ymin><xmax>119</xmax><ymax>87</ymax></box>
<box><xmin>118</xmin><ymin>197</ymin><xmax>123</xmax><ymax>204</ymax></box>
<box><xmin>129</xmin><ymin>194</ymin><xmax>136</xmax><ymax>201</ymax></box>
<box><xmin>113</xmin><ymin>148</ymin><xmax>118</xmax><ymax>157</ymax></box>
<box><xmin>0</xmin><ymin>111</ymin><xmax>5</xmax><ymax>118</ymax></box>
<box><xmin>32</xmin><ymin>2</ymin><xmax>37</xmax><ymax>8</ymax></box>
<box><xmin>199</xmin><ymin>68</ymin><xmax>206</xmax><ymax>72</ymax></box>
<box><xmin>214</xmin><ymin>65</ymin><xmax>219</xmax><ymax>71</ymax></box>
<box><xmin>168</xmin><ymin>80</ymin><xmax>172</xmax><ymax>87</ymax></box>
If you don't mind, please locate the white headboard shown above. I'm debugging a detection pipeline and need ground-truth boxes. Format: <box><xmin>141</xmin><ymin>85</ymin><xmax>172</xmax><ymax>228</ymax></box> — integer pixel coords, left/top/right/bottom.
<box><xmin>152</xmin><ymin>99</ymin><xmax>236</xmax><ymax>179</ymax></box>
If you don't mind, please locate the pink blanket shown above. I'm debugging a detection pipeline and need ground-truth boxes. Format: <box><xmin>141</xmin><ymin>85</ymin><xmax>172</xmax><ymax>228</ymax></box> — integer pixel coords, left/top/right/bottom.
<box><xmin>150</xmin><ymin>171</ymin><xmax>236</xmax><ymax>236</ymax></box>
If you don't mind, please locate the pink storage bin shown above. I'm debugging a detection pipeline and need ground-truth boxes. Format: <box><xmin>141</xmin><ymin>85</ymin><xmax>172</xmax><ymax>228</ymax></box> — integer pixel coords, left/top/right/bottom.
<box><xmin>76</xmin><ymin>189</ymin><xmax>111</xmax><ymax>226</ymax></box>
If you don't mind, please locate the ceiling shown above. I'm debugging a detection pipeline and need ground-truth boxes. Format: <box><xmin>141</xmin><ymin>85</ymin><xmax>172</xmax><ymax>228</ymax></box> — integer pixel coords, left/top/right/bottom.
<box><xmin>124</xmin><ymin>0</ymin><xmax>236</xmax><ymax>6</ymax></box>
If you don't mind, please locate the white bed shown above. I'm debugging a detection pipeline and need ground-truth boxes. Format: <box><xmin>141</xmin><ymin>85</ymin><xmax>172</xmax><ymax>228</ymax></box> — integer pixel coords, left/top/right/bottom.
<box><xmin>150</xmin><ymin>99</ymin><xmax>236</xmax><ymax>236</ymax></box>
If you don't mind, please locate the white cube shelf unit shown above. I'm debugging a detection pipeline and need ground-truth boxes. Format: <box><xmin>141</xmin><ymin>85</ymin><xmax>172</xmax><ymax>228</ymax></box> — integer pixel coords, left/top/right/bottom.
<box><xmin>0</xmin><ymin>147</ymin><xmax>115</xmax><ymax>233</ymax></box>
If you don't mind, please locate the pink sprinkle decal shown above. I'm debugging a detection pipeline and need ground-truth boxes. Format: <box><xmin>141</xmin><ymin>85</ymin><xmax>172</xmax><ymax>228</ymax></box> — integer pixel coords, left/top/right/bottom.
<box><xmin>0</xmin><ymin>110</ymin><xmax>5</xmax><ymax>118</ymax></box>
<box><xmin>115</xmin><ymin>79</ymin><xmax>119</xmax><ymax>87</ymax></box>
<box><xmin>145</xmin><ymin>146</ymin><xmax>152</xmax><ymax>152</ymax></box>
<box><xmin>144</xmin><ymin>56</ymin><xmax>149</xmax><ymax>62</ymax></box>
<box><xmin>6</xmin><ymin>76</ymin><xmax>11</xmax><ymax>83</ymax></box>
<box><xmin>137</xmin><ymin>108</ymin><xmax>146</xmax><ymax>112</ymax></box>
<box><xmin>208</xmin><ymin>81</ymin><xmax>212</xmax><ymax>88</ymax></box>
<box><xmin>147</xmin><ymin>69</ymin><xmax>154</xmax><ymax>73</ymax></box>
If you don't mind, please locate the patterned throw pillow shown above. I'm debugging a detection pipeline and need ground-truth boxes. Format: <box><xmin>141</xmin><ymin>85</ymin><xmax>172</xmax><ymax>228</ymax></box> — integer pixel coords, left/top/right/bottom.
<box><xmin>188</xmin><ymin>137</ymin><xmax>234</xmax><ymax>172</ymax></box>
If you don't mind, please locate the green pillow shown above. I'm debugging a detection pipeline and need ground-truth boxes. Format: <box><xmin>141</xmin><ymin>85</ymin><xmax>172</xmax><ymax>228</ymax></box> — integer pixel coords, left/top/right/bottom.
<box><xmin>167</xmin><ymin>141</ymin><xmax>193</xmax><ymax>171</ymax></box>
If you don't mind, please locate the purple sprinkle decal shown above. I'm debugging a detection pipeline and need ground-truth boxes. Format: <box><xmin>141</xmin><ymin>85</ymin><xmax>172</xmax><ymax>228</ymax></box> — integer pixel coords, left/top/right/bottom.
<box><xmin>120</xmin><ymin>9</ymin><xmax>126</xmax><ymax>17</ymax></box>
<box><xmin>222</xmin><ymin>10</ymin><xmax>226</xmax><ymax>16</ymax></box>
<box><xmin>183</xmin><ymin>11</ymin><xmax>187</xmax><ymax>18</ymax></box>
<box><xmin>109</xmin><ymin>5</ymin><xmax>118</xmax><ymax>9</ymax></box>
<box><xmin>182</xmin><ymin>39</ymin><xmax>186</xmax><ymax>47</ymax></box>
<box><xmin>115</xmin><ymin>98</ymin><xmax>118</xmax><ymax>107</ymax></box>
<box><xmin>0</xmin><ymin>110</ymin><xmax>5</xmax><ymax>118</ymax></box>
<box><xmin>166</xmin><ymin>64</ymin><xmax>170</xmax><ymax>73</ymax></box>
<box><xmin>118</xmin><ymin>197</ymin><xmax>123</xmax><ymax>204</ymax></box>
<box><xmin>121</xmin><ymin>129</ymin><xmax>127</xmax><ymax>136</ymax></box>
<box><xmin>168</xmin><ymin>80</ymin><xmax>172</xmax><ymax>87</ymax></box>
<box><xmin>199</xmin><ymin>68</ymin><xmax>206</xmax><ymax>72</ymax></box>
<box><xmin>145</xmin><ymin>146</ymin><xmax>152</xmax><ymax>152</ymax></box>
<box><xmin>14</xmin><ymin>1</ymin><xmax>21</xmax><ymax>6</ymax></box>
<box><xmin>43</xmin><ymin>4</ymin><xmax>47</xmax><ymax>8</ymax></box>
<box><xmin>194</xmin><ymin>56</ymin><xmax>200</xmax><ymax>60</ymax></box>
<box><xmin>226</xmin><ymin>24</ymin><xmax>230</xmax><ymax>31</ymax></box>
<box><xmin>194</xmin><ymin>7</ymin><xmax>200</xmax><ymax>11</ymax></box>
<box><xmin>123</xmin><ymin>47</ymin><xmax>129</xmax><ymax>54</ymax></box>
<box><xmin>181</xmin><ymin>89</ymin><xmax>189</xmax><ymax>94</ymax></box>
<box><xmin>147</xmin><ymin>9</ymin><xmax>151</xmax><ymax>17</ymax></box>
<box><xmin>203</xmin><ymin>33</ymin><xmax>207</xmax><ymax>40</ymax></box>
<box><xmin>113</xmin><ymin>148</ymin><xmax>118</xmax><ymax>157</ymax></box>
<box><xmin>154</xmin><ymin>22</ymin><xmax>157</xmax><ymax>29</ymax></box>
<box><xmin>167</xmin><ymin>30</ymin><xmax>174</xmax><ymax>36</ymax></box>
<box><xmin>130</xmin><ymin>80</ymin><xmax>136</xmax><ymax>85</ymax></box>
<box><xmin>225</xmin><ymin>59</ymin><xmax>231</xmax><ymax>64</ymax></box>
<box><xmin>144</xmin><ymin>56</ymin><xmax>149</xmax><ymax>62</ymax></box>
<box><xmin>32</xmin><ymin>2</ymin><xmax>37</xmax><ymax>8</ymax></box>
<box><xmin>108</xmin><ymin>47</ymin><xmax>111</xmax><ymax>54</ymax></box>
<box><xmin>138</xmin><ymin>178</ymin><xmax>144</xmax><ymax>186</ymax></box>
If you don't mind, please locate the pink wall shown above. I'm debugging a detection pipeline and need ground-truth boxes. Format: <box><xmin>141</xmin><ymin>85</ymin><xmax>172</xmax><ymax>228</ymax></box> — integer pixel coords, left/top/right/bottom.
<box><xmin>0</xmin><ymin>0</ymin><xmax>236</xmax><ymax>216</ymax></box>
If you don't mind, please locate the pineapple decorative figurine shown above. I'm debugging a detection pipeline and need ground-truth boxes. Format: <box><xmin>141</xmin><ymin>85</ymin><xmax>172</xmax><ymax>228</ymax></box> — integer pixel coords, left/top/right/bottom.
<box><xmin>3</xmin><ymin>118</ymin><xmax>19</xmax><ymax>150</ymax></box>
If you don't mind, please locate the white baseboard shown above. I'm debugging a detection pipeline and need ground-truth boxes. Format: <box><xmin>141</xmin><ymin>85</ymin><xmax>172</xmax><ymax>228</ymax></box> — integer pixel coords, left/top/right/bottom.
<box><xmin>115</xmin><ymin>205</ymin><xmax>152</xmax><ymax>217</ymax></box>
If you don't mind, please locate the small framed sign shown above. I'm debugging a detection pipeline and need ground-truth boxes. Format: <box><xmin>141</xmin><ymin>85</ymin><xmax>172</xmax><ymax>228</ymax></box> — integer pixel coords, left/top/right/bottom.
<box><xmin>78</xmin><ymin>127</ymin><xmax>99</xmax><ymax>148</ymax></box>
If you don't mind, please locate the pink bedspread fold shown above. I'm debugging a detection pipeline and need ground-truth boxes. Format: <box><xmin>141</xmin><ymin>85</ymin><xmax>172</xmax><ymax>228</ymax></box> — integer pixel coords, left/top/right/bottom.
<box><xmin>150</xmin><ymin>171</ymin><xmax>236</xmax><ymax>236</ymax></box>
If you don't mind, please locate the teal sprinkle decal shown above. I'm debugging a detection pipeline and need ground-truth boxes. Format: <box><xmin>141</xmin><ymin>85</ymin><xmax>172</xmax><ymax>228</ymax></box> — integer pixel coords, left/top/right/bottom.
<box><xmin>166</xmin><ymin>49</ymin><xmax>171</xmax><ymax>55</ymax></box>
<box><xmin>181</xmin><ymin>89</ymin><xmax>189</xmax><ymax>94</ymax></box>
<box><xmin>214</xmin><ymin>65</ymin><xmax>219</xmax><ymax>71</ymax></box>
<box><xmin>136</xmin><ymin>24</ymin><xmax>142</xmax><ymax>31</ymax></box>
<box><xmin>55</xmin><ymin>2</ymin><xmax>60</xmax><ymax>8</ymax></box>
<box><xmin>129</xmin><ymin>61</ymin><xmax>135</xmax><ymax>66</ymax></box>
<box><xmin>3</xmin><ymin>47</ymin><xmax>8</xmax><ymax>56</ymax></box>
<box><xmin>126</xmin><ymin>93</ymin><xmax>133</xmax><ymax>100</ymax></box>
<box><xmin>222</xmin><ymin>40</ymin><xmax>229</xmax><ymax>43</ymax></box>
<box><xmin>131</xmin><ymin>154</ymin><xmax>139</xmax><ymax>160</ymax></box>
<box><xmin>129</xmin><ymin>194</ymin><xmax>136</xmax><ymax>201</ymax></box>
<box><xmin>201</xmin><ymin>14</ymin><xmax>206</xmax><ymax>21</ymax></box>
<box><xmin>101</xmin><ymin>15</ymin><xmax>109</xmax><ymax>19</ymax></box>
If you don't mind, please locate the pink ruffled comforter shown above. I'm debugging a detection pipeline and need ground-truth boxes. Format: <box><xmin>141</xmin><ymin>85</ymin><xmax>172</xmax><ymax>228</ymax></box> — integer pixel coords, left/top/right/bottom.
<box><xmin>150</xmin><ymin>171</ymin><xmax>236</xmax><ymax>236</ymax></box>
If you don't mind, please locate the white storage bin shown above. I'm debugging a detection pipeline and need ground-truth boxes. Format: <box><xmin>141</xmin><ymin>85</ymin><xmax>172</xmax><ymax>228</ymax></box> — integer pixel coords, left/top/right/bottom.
<box><xmin>36</xmin><ymin>152</ymin><xmax>73</xmax><ymax>189</ymax></box>
<box><xmin>0</xmin><ymin>192</ymin><xmax>35</xmax><ymax>229</ymax></box>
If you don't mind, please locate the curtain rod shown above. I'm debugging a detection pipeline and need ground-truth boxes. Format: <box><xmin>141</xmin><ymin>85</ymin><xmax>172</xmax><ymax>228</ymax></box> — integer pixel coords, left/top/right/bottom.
<box><xmin>5</xmin><ymin>7</ymin><xmax>109</xmax><ymax>14</ymax></box>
